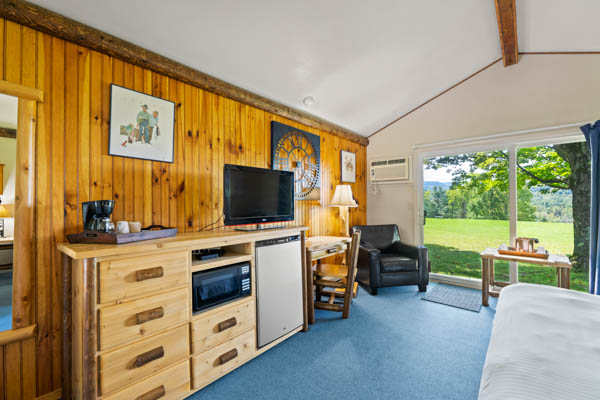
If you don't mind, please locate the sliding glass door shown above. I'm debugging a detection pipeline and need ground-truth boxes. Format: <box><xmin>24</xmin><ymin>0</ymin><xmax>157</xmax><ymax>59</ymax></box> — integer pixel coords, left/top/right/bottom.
<box><xmin>516</xmin><ymin>143</ymin><xmax>590</xmax><ymax>291</ymax></box>
<box><xmin>422</xmin><ymin>139</ymin><xmax>590</xmax><ymax>292</ymax></box>
<box><xmin>423</xmin><ymin>150</ymin><xmax>510</xmax><ymax>282</ymax></box>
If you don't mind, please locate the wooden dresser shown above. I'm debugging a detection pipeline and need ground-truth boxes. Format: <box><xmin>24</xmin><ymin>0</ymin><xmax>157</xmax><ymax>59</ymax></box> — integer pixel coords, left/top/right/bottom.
<box><xmin>58</xmin><ymin>227</ymin><xmax>307</xmax><ymax>400</ymax></box>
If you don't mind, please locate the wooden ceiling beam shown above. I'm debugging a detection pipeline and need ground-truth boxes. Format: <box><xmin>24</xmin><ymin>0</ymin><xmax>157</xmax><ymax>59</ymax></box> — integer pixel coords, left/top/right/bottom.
<box><xmin>495</xmin><ymin>0</ymin><xmax>519</xmax><ymax>66</ymax></box>
<box><xmin>0</xmin><ymin>0</ymin><xmax>368</xmax><ymax>146</ymax></box>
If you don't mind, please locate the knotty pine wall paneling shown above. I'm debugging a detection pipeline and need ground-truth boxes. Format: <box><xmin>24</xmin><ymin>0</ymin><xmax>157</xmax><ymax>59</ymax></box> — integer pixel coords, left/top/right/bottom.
<box><xmin>0</xmin><ymin>18</ymin><xmax>366</xmax><ymax>398</ymax></box>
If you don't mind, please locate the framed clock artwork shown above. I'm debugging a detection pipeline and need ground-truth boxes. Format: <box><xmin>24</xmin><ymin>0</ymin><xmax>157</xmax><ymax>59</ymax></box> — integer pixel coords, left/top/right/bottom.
<box><xmin>271</xmin><ymin>121</ymin><xmax>321</xmax><ymax>200</ymax></box>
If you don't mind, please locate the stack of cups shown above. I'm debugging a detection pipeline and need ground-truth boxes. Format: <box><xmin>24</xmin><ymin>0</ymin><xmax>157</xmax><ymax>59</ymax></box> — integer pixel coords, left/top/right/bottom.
<box><xmin>116</xmin><ymin>221</ymin><xmax>142</xmax><ymax>234</ymax></box>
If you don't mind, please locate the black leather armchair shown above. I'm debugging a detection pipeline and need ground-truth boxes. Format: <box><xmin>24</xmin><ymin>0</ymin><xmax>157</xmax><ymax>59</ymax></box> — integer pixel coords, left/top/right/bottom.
<box><xmin>352</xmin><ymin>224</ymin><xmax>428</xmax><ymax>295</ymax></box>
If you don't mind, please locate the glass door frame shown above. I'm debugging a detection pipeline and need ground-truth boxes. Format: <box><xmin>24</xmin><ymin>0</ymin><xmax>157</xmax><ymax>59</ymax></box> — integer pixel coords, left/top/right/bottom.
<box><xmin>413</xmin><ymin>131</ymin><xmax>585</xmax><ymax>286</ymax></box>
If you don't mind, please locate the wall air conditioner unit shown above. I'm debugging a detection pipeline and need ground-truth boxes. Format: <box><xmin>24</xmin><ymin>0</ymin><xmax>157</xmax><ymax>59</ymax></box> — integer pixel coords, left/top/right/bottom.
<box><xmin>370</xmin><ymin>156</ymin><xmax>411</xmax><ymax>182</ymax></box>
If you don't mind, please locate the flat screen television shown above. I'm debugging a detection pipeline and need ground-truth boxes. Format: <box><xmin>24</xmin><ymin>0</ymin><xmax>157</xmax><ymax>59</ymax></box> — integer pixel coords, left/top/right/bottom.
<box><xmin>224</xmin><ymin>164</ymin><xmax>294</xmax><ymax>226</ymax></box>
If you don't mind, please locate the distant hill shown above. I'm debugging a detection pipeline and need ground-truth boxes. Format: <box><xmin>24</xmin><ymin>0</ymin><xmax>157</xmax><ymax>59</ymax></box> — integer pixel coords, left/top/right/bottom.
<box><xmin>423</xmin><ymin>181</ymin><xmax>452</xmax><ymax>192</ymax></box>
<box><xmin>423</xmin><ymin>181</ymin><xmax>573</xmax><ymax>223</ymax></box>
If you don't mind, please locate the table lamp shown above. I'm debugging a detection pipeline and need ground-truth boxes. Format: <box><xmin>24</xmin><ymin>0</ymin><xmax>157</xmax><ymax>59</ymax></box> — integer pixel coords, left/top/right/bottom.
<box><xmin>0</xmin><ymin>199</ymin><xmax>11</xmax><ymax>238</ymax></box>
<box><xmin>330</xmin><ymin>185</ymin><xmax>358</xmax><ymax>237</ymax></box>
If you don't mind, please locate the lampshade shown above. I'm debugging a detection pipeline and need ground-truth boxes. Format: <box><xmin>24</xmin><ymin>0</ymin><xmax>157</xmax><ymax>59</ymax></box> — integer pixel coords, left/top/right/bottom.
<box><xmin>0</xmin><ymin>205</ymin><xmax>10</xmax><ymax>218</ymax></box>
<box><xmin>329</xmin><ymin>185</ymin><xmax>358</xmax><ymax>207</ymax></box>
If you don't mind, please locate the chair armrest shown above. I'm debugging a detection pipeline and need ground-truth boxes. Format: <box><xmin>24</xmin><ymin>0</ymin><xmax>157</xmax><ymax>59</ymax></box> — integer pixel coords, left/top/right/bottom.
<box><xmin>357</xmin><ymin>245</ymin><xmax>382</xmax><ymax>288</ymax></box>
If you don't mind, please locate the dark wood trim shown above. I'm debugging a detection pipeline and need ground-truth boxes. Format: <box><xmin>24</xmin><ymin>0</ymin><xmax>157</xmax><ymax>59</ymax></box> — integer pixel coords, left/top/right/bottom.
<box><xmin>368</xmin><ymin>58</ymin><xmax>502</xmax><ymax>138</ymax></box>
<box><xmin>0</xmin><ymin>0</ymin><xmax>368</xmax><ymax>146</ymax></box>
<box><xmin>0</xmin><ymin>127</ymin><xmax>16</xmax><ymax>138</ymax></box>
<box><xmin>495</xmin><ymin>0</ymin><xmax>518</xmax><ymax>67</ymax></box>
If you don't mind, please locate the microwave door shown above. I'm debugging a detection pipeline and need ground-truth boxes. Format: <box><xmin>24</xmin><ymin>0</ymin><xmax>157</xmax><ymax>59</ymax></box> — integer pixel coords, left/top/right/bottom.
<box><xmin>194</xmin><ymin>266</ymin><xmax>241</xmax><ymax>312</ymax></box>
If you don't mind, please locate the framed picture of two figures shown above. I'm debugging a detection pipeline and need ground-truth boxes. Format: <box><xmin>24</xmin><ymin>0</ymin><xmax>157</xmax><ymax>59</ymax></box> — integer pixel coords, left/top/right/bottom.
<box><xmin>108</xmin><ymin>84</ymin><xmax>175</xmax><ymax>163</ymax></box>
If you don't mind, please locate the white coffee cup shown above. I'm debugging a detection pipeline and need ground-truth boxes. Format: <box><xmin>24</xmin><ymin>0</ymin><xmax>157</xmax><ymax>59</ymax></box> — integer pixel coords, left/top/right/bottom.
<box><xmin>129</xmin><ymin>221</ymin><xmax>142</xmax><ymax>233</ymax></box>
<box><xmin>116</xmin><ymin>221</ymin><xmax>130</xmax><ymax>234</ymax></box>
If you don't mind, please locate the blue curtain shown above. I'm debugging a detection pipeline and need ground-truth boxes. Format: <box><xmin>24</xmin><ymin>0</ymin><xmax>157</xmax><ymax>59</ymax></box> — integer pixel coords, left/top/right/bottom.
<box><xmin>581</xmin><ymin>121</ymin><xmax>600</xmax><ymax>294</ymax></box>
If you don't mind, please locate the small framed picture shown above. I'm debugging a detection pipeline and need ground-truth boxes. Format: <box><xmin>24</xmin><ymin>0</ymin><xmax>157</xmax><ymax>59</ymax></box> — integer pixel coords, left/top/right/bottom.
<box><xmin>108</xmin><ymin>84</ymin><xmax>175</xmax><ymax>163</ymax></box>
<box><xmin>341</xmin><ymin>150</ymin><xmax>356</xmax><ymax>183</ymax></box>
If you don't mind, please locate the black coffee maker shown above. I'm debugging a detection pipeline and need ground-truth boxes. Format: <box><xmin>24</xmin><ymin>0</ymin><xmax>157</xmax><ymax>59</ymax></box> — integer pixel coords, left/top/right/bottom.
<box><xmin>82</xmin><ymin>200</ymin><xmax>115</xmax><ymax>232</ymax></box>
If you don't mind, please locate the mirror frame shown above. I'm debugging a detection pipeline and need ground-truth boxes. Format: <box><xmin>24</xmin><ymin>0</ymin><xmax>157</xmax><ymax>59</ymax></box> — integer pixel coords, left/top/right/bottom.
<box><xmin>0</xmin><ymin>80</ymin><xmax>43</xmax><ymax>332</ymax></box>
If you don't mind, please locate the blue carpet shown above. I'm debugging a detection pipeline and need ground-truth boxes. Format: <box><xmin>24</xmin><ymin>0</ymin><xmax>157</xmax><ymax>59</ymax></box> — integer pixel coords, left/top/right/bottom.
<box><xmin>189</xmin><ymin>283</ymin><xmax>497</xmax><ymax>400</ymax></box>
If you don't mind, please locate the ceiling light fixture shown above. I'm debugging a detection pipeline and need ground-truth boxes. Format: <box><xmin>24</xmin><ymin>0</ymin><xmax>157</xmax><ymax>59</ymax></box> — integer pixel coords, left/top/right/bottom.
<box><xmin>302</xmin><ymin>96</ymin><xmax>315</xmax><ymax>107</ymax></box>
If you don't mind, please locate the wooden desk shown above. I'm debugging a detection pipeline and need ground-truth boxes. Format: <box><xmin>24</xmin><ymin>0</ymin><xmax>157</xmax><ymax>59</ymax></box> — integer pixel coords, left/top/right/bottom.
<box><xmin>480</xmin><ymin>248</ymin><xmax>572</xmax><ymax>306</ymax></box>
<box><xmin>304</xmin><ymin>236</ymin><xmax>351</xmax><ymax>330</ymax></box>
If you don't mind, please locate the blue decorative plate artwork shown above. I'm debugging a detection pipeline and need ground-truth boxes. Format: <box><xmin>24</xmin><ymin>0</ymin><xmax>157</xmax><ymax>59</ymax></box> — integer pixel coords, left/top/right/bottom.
<box><xmin>271</xmin><ymin>121</ymin><xmax>321</xmax><ymax>200</ymax></box>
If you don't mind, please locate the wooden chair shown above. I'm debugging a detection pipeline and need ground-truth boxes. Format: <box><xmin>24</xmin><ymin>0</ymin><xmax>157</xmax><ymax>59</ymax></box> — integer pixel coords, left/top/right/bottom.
<box><xmin>314</xmin><ymin>231</ymin><xmax>361</xmax><ymax>319</ymax></box>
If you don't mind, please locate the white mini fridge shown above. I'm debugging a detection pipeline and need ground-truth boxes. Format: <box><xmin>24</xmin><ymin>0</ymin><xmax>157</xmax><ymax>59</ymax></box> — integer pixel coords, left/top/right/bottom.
<box><xmin>255</xmin><ymin>235</ymin><xmax>304</xmax><ymax>347</ymax></box>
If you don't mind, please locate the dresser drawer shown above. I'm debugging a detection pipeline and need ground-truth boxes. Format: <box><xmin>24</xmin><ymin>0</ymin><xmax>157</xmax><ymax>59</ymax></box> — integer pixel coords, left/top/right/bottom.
<box><xmin>191</xmin><ymin>300</ymin><xmax>255</xmax><ymax>354</ymax></box>
<box><xmin>98</xmin><ymin>324</ymin><xmax>189</xmax><ymax>396</ymax></box>
<box><xmin>98</xmin><ymin>287</ymin><xmax>189</xmax><ymax>351</ymax></box>
<box><xmin>98</xmin><ymin>251</ymin><xmax>188</xmax><ymax>304</ymax></box>
<box><xmin>103</xmin><ymin>359</ymin><xmax>190</xmax><ymax>400</ymax></box>
<box><xmin>192</xmin><ymin>329</ymin><xmax>256</xmax><ymax>390</ymax></box>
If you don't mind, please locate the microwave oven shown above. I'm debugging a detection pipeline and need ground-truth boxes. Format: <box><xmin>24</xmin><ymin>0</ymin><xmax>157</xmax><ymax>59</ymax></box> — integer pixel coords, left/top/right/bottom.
<box><xmin>192</xmin><ymin>262</ymin><xmax>251</xmax><ymax>314</ymax></box>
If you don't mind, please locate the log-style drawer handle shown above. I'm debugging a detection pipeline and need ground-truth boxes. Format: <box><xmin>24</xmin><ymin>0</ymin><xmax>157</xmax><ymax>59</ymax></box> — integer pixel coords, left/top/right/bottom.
<box><xmin>134</xmin><ymin>346</ymin><xmax>164</xmax><ymax>368</ymax></box>
<box><xmin>217</xmin><ymin>317</ymin><xmax>237</xmax><ymax>332</ymax></box>
<box><xmin>218</xmin><ymin>348</ymin><xmax>238</xmax><ymax>365</ymax></box>
<box><xmin>136</xmin><ymin>266</ymin><xmax>164</xmax><ymax>282</ymax></box>
<box><xmin>135</xmin><ymin>306</ymin><xmax>164</xmax><ymax>325</ymax></box>
<box><xmin>136</xmin><ymin>385</ymin><xmax>165</xmax><ymax>400</ymax></box>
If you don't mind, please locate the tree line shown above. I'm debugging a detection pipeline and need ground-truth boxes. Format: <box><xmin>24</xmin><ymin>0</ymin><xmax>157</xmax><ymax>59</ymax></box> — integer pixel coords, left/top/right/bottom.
<box><xmin>424</xmin><ymin>184</ymin><xmax>573</xmax><ymax>222</ymax></box>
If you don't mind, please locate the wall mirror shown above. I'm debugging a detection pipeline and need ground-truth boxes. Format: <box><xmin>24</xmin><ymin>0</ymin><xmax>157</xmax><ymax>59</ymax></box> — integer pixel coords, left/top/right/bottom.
<box><xmin>0</xmin><ymin>93</ymin><xmax>18</xmax><ymax>333</ymax></box>
<box><xmin>0</xmin><ymin>79</ymin><xmax>41</xmax><ymax>346</ymax></box>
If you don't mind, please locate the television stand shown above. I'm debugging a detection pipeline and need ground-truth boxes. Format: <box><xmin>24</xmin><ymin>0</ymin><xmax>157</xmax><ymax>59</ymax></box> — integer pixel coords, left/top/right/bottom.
<box><xmin>235</xmin><ymin>223</ymin><xmax>286</xmax><ymax>232</ymax></box>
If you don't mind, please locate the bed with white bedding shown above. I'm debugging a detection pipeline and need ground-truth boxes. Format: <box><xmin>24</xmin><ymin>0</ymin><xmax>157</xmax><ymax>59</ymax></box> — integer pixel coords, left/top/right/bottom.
<box><xmin>478</xmin><ymin>283</ymin><xmax>600</xmax><ymax>400</ymax></box>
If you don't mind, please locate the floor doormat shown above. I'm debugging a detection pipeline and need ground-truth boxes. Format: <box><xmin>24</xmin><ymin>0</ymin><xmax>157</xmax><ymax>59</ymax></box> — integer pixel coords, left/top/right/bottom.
<box><xmin>422</xmin><ymin>284</ymin><xmax>481</xmax><ymax>312</ymax></box>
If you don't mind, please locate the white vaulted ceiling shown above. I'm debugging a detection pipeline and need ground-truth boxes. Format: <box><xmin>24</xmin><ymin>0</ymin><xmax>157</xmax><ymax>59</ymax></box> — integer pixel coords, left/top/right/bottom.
<box><xmin>27</xmin><ymin>1</ymin><xmax>600</xmax><ymax>136</ymax></box>
<box><xmin>517</xmin><ymin>0</ymin><xmax>600</xmax><ymax>52</ymax></box>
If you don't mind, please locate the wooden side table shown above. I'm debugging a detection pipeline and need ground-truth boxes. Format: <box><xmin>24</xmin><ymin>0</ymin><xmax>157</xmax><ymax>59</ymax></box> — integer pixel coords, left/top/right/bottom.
<box><xmin>480</xmin><ymin>248</ymin><xmax>572</xmax><ymax>306</ymax></box>
<box><xmin>303</xmin><ymin>236</ymin><xmax>351</xmax><ymax>331</ymax></box>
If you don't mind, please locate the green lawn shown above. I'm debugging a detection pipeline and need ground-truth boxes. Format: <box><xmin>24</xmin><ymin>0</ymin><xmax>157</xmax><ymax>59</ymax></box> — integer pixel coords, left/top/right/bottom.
<box><xmin>424</xmin><ymin>218</ymin><xmax>588</xmax><ymax>292</ymax></box>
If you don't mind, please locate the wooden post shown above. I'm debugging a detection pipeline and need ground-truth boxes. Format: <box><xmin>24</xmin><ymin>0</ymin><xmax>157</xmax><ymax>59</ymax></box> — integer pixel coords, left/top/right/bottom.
<box><xmin>72</xmin><ymin>257</ymin><xmax>98</xmax><ymax>399</ymax></box>
<box><xmin>559</xmin><ymin>267</ymin><xmax>571</xmax><ymax>290</ymax></box>
<box><xmin>306</xmin><ymin>251</ymin><xmax>315</xmax><ymax>326</ymax></box>
<box><xmin>482</xmin><ymin>258</ymin><xmax>489</xmax><ymax>307</ymax></box>
<box><xmin>300</xmin><ymin>231</ymin><xmax>308</xmax><ymax>332</ymax></box>
<box><xmin>12</xmin><ymin>98</ymin><xmax>36</xmax><ymax>328</ymax></box>
<box><xmin>82</xmin><ymin>258</ymin><xmax>98</xmax><ymax>400</ymax></box>
<box><xmin>489</xmin><ymin>258</ymin><xmax>496</xmax><ymax>287</ymax></box>
<box><xmin>62</xmin><ymin>254</ymin><xmax>72</xmax><ymax>400</ymax></box>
